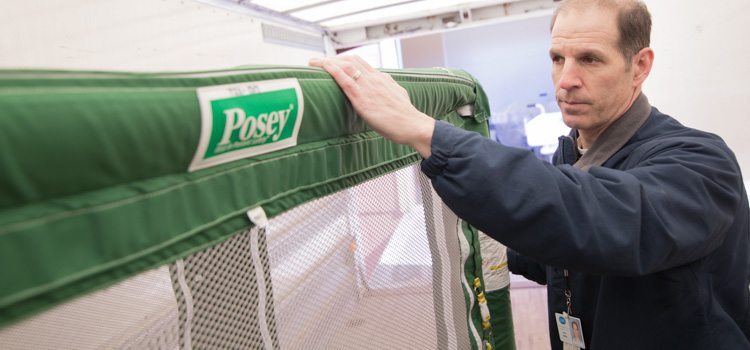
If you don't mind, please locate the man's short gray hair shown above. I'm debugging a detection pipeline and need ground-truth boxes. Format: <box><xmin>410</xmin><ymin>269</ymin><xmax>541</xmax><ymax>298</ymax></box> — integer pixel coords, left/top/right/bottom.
<box><xmin>551</xmin><ymin>0</ymin><xmax>652</xmax><ymax>60</ymax></box>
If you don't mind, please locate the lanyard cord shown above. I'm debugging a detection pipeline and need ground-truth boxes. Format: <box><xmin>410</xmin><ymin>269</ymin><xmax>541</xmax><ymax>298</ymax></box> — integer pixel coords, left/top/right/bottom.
<box><xmin>564</xmin><ymin>269</ymin><xmax>573</xmax><ymax>315</ymax></box>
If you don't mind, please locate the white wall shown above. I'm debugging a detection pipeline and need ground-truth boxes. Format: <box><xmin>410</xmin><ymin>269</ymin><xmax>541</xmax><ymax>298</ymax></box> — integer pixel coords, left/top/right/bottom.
<box><xmin>0</xmin><ymin>0</ymin><xmax>324</xmax><ymax>71</ymax></box>
<box><xmin>441</xmin><ymin>14</ymin><xmax>555</xmax><ymax>115</ymax></box>
<box><xmin>401</xmin><ymin>34</ymin><xmax>446</xmax><ymax>69</ymax></box>
<box><xmin>341</xmin><ymin>39</ymin><xmax>402</xmax><ymax>69</ymax></box>
<box><xmin>643</xmin><ymin>0</ymin><xmax>750</xmax><ymax>177</ymax></box>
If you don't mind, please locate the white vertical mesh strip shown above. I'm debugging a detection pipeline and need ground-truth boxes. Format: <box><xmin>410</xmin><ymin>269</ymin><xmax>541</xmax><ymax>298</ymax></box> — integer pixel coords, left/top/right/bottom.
<box><xmin>417</xmin><ymin>168</ymin><xmax>471</xmax><ymax>350</ymax></box>
<box><xmin>173</xmin><ymin>259</ymin><xmax>195</xmax><ymax>350</ymax></box>
<box><xmin>0</xmin><ymin>266</ymin><xmax>180</xmax><ymax>350</ymax></box>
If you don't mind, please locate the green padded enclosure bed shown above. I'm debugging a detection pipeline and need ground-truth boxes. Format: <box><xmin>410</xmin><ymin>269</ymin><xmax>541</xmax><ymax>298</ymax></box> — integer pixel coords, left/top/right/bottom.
<box><xmin>0</xmin><ymin>66</ymin><xmax>515</xmax><ymax>349</ymax></box>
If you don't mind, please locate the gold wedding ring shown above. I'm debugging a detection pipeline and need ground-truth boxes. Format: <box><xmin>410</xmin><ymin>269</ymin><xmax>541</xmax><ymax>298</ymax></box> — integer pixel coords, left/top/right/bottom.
<box><xmin>351</xmin><ymin>69</ymin><xmax>362</xmax><ymax>81</ymax></box>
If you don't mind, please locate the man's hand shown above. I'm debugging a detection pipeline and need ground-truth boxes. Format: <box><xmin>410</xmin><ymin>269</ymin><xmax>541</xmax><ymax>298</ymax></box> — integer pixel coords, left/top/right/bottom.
<box><xmin>309</xmin><ymin>56</ymin><xmax>435</xmax><ymax>158</ymax></box>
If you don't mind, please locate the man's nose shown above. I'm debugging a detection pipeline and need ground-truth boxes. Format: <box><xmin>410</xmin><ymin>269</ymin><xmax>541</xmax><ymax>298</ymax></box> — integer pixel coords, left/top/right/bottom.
<box><xmin>557</xmin><ymin>61</ymin><xmax>582</xmax><ymax>90</ymax></box>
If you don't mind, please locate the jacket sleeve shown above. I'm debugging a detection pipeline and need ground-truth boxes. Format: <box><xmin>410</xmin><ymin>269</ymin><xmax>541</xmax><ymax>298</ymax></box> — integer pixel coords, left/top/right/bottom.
<box><xmin>421</xmin><ymin>121</ymin><xmax>744</xmax><ymax>276</ymax></box>
<box><xmin>507</xmin><ymin>248</ymin><xmax>547</xmax><ymax>285</ymax></box>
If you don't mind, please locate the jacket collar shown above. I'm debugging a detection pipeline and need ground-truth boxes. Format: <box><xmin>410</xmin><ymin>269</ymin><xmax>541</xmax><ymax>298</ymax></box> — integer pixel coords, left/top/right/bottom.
<box><xmin>555</xmin><ymin>93</ymin><xmax>652</xmax><ymax>170</ymax></box>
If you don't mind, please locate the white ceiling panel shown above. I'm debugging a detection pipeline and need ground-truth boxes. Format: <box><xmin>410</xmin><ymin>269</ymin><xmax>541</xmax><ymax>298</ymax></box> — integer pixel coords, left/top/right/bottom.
<box><xmin>319</xmin><ymin>0</ymin><xmax>495</xmax><ymax>28</ymax></box>
<box><xmin>290</xmin><ymin>0</ymin><xmax>412</xmax><ymax>23</ymax></box>
<box><xmin>206</xmin><ymin>0</ymin><xmax>558</xmax><ymax>48</ymax></box>
<box><xmin>251</xmin><ymin>0</ymin><xmax>331</xmax><ymax>13</ymax></box>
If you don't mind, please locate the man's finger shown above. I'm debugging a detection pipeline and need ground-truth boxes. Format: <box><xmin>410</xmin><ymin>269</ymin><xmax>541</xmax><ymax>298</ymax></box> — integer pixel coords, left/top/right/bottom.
<box><xmin>321</xmin><ymin>61</ymin><xmax>361</xmax><ymax>100</ymax></box>
<box><xmin>308</xmin><ymin>57</ymin><xmax>325</xmax><ymax>68</ymax></box>
<box><xmin>310</xmin><ymin>58</ymin><xmax>363</xmax><ymax>81</ymax></box>
<box><xmin>310</xmin><ymin>57</ymin><xmax>360</xmax><ymax>72</ymax></box>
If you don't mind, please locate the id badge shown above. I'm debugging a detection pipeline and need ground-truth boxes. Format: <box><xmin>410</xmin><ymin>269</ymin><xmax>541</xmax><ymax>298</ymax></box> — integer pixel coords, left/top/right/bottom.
<box><xmin>555</xmin><ymin>312</ymin><xmax>586</xmax><ymax>349</ymax></box>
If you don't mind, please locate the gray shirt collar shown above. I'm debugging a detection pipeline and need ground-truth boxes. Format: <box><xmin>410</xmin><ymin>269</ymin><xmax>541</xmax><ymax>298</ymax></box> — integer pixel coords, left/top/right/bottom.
<box><xmin>573</xmin><ymin>93</ymin><xmax>652</xmax><ymax>171</ymax></box>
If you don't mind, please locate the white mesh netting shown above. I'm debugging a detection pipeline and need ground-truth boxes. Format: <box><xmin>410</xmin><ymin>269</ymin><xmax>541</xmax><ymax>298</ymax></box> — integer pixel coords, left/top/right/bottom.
<box><xmin>169</xmin><ymin>226</ymin><xmax>279</xmax><ymax>349</ymax></box>
<box><xmin>0</xmin><ymin>165</ymin><xmax>470</xmax><ymax>349</ymax></box>
<box><xmin>0</xmin><ymin>266</ymin><xmax>180</xmax><ymax>349</ymax></box>
<box><xmin>265</xmin><ymin>166</ymin><xmax>466</xmax><ymax>349</ymax></box>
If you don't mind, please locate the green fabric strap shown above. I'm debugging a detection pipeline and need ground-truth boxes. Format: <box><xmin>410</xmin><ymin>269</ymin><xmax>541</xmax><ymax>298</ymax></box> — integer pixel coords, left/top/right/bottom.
<box><xmin>487</xmin><ymin>287</ymin><xmax>516</xmax><ymax>350</ymax></box>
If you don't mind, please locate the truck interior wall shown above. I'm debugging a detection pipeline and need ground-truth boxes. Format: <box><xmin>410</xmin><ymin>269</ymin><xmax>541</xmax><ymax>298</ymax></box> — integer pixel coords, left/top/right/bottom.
<box><xmin>0</xmin><ymin>0</ymin><xmax>324</xmax><ymax>71</ymax></box>
<box><xmin>643</xmin><ymin>0</ymin><xmax>750</xmax><ymax>179</ymax></box>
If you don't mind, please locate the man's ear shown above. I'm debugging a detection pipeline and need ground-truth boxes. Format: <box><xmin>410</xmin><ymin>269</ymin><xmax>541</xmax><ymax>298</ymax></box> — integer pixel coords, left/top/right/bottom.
<box><xmin>632</xmin><ymin>47</ymin><xmax>654</xmax><ymax>86</ymax></box>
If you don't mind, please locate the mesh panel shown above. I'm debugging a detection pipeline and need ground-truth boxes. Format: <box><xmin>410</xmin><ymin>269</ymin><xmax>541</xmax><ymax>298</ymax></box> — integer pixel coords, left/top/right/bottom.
<box><xmin>0</xmin><ymin>165</ymin><xmax>472</xmax><ymax>349</ymax></box>
<box><xmin>266</xmin><ymin>165</ymin><xmax>468</xmax><ymax>349</ymax></box>
<box><xmin>169</xmin><ymin>227</ymin><xmax>279</xmax><ymax>350</ymax></box>
<box><xmin>0</xmin><ymin>266</ymin><xmax>179</xmax><ymax>350</ymax></box>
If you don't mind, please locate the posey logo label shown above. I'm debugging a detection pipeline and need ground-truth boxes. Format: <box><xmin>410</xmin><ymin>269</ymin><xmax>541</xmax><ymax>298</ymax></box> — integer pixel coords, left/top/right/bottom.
<box><xmin>189</xmin><ymin>79</ymin><xmax>304</xmax><ymax>171</ymax></box>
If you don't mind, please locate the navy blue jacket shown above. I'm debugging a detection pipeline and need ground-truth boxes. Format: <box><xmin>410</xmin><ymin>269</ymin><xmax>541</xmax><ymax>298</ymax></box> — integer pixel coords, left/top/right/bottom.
<box><xmin>421</xmin><ymin>108</ymin><xmax>750</xmax><ymax>349</ymax></box>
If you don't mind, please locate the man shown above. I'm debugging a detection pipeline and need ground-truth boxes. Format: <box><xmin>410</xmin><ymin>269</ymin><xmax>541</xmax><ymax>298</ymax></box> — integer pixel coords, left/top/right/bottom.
<box><xmin>310</xmin><ymin>0</ymin><xmax>750</xmax><ymax>348</ymax></box>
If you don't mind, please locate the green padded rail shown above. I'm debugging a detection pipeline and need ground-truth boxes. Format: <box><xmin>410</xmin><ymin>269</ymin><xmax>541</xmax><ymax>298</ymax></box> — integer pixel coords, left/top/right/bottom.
<box><xmin>0</xmin><ymin>66</ymin><xmax>492</xmax><ymax>329</ymax></box>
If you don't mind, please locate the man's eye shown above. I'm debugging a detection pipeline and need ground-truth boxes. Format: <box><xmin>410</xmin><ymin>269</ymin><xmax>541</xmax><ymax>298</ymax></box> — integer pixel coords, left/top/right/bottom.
<box><xmin>581</xmin><ymin>56</ymin><xmax>599</xmax><ymax>64</ymax></box>
<box><xmin>551</xmin><ymin>56</ymin><xmax>563</xmax><ymax>63</ymax></box>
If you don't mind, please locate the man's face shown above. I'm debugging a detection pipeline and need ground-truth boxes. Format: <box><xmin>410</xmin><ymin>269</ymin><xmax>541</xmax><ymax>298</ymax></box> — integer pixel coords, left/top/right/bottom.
<box><xmin>550</xmin><ymin>6</ymin><xmax>638</xmax><ymax>135</ymax></box>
